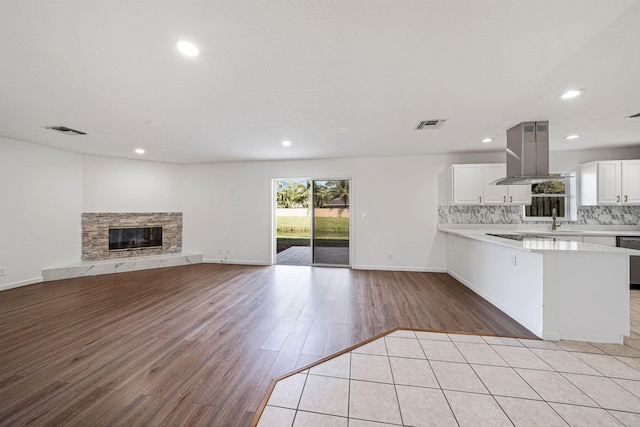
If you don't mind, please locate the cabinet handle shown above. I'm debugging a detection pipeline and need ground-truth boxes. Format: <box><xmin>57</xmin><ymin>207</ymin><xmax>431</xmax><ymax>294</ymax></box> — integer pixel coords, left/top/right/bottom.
<box><xmin>617</xmin><ymin>195</ymin><xmax>620</xmax><ymax>202</ymax></box>
<box><xmin>503</xmin><ymin>195</ymin><xmax>506</xmax><ymax>203</ymax></box>
<box><xmin>509</xmin><ymin>196</ymin><xmax>513</xmax><ymax>203</ymax></box>
<box><xmin>625</xmin><ymin>195</ymin><xmax>628</xmax><ymax>202</ymax></box>
<box><xmin>479</xmin><ymin>196</ymin><xmax>482</xmax><ymax>203</ymax></box>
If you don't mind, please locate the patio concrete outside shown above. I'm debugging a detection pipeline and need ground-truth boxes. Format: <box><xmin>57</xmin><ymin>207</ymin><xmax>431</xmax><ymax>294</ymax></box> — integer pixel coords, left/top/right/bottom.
<box><xmin>276</xmin><ymin>245</ymin><xmax>349</xmax><ymax>266</ymax></box>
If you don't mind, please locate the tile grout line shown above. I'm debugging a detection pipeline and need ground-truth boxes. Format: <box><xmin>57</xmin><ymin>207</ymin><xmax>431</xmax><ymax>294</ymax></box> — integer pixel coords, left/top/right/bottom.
<box><xmin>258</xmin><ymin>310</ymin><xmax>640</xmax><ymax>426</ymax></box>
<box><xmin>347</xmin><ymin>351</ymin><xmax>351</xmax><ymax>424</ymax></box>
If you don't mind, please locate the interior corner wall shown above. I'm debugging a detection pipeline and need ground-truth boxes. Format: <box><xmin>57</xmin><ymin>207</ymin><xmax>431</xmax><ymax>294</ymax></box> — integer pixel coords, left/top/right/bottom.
<box><xmin>0</xmin><ymin>137</ymin><xmax>82</xmax><ymax>290</ymax></box>
<box><xmin>82</xmin><ymin>155</ymin><xmax>184</xmax><ymax>213</ymax></box>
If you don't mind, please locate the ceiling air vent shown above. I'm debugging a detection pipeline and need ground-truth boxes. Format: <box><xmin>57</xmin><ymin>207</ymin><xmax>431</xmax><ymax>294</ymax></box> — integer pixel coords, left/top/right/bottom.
<box><xmin>415</xmin><ymin>119</ymin><xmax>447</xmax><ymax>130</ymax></box>
<box><xmin>627</xmin><ymin>112</ymin><xmax>640</xmax><ymax>119</ymax></box>
<box><xmin>44</xmin><ymin>126</ymin><xmax>87</xmax><ymax>135</ymax></box>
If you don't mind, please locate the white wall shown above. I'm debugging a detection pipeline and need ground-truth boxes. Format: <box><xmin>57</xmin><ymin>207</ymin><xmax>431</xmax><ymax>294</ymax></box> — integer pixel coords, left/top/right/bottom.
<box><xmin>82</xmin><ymin>155</ymin><xmax>183</xmax><ymax>212</ymax></box>
<box><xmin>0</xmin><ymin>137</ymin><xmax>82</xmax><ymax>290</ymax></box>
<box><xmin>182</xmin><ymin>158</ymin><xmax>355</xmax><ymax>266</ymax></box>
<box><xmin>2</xmin><ymin>138</ymin><xmax>638</xmax><ymax>290</ymax></box>
<box><xmin>550</xmin><ymin>146</ymin><xmax>640</xmax><ymax>172</ymax></box>
<box><xmin>182</xmin><ymin>152</ymin><xmax>507</xmax><ymax>271</ymax></box>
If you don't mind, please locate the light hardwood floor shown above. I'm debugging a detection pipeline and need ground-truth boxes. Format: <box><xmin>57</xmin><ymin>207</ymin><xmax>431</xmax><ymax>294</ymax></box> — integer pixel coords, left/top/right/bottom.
<box><xmin>0</xmin><ymin>264</ymin><xmax>536</xmax><ymax>426</ymax></box>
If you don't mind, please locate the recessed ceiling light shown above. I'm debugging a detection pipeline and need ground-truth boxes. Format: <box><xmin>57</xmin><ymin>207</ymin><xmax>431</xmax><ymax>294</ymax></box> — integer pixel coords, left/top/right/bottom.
<box><xmin>135</xmin><ymin>148</ymin><xmax>146</xmax><ymax>154</ymax></box>
<box><xmin>338</xmin><ymin>125</ymin><xmax>350</xmax><ymax>131</ymax></box>
<box><xmin>176</xmin><ymin>40</ymin><xmax>200</xmax><ymax>57</ymax></box>
<box><xmin>482</xmin><ymin>138</ymin><xmax>493</xmax><ymax>143</ymax></box>
<box><xmin>560</xmin><ymin>89</ymin><xmax>585</xmax><ymax>100</ymax></box>
<box><xmin>565</xmin><ymin>134</ymin><xmax>580</xmax><ymax>140</ymax></box>
<box><xmin>147</xmin><ymin>120</ymin><xmax>162</xmax><ymax>126</ymax></box>
<box><xmin>282</xmin><ymin>140</ymin><xmax>292</xmax><ymax>147</ymax></box>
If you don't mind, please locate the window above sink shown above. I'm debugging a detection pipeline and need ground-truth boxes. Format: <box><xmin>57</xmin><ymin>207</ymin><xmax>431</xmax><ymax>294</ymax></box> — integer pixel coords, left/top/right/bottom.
<box><xmin>522</xmin><ymin>173</ymin><xmax>577</xmax><ymax>222</ymax></box>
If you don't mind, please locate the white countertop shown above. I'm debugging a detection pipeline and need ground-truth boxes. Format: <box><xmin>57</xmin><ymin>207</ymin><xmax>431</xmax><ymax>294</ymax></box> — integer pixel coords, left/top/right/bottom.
<box><xmin>438</xmin><ymin>225</ymin><xmax>640</xmax><ymax>254</ymax></box>
<box><xmin>438</xmin><ymin>223</ymin><xmax>640</xmax><ymax>236</ymax></box>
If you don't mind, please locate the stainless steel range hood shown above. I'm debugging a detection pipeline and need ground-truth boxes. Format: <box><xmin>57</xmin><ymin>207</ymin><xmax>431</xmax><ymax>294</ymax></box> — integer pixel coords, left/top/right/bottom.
<box><xmin>493</xmin><ymin>121</ymin><xmax>558</xmax><ymax>185</ymax></box>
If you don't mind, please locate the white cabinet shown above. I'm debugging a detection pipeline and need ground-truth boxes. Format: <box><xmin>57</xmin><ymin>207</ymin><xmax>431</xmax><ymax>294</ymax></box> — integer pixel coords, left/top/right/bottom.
<box><xmin>452</xmin><ymin>164</ymin><xmax>484</xmax><ymax>204</ymax></box>
<box><xmin>580</xmin><ymin>160</ymin><xmax>640</xmax><ymax>205</ymax></box>
<box><xmin>445</xmin><ymin>164</ymin><xmax>531</xmax><ymax>205</ymax></box>
<box><xmin>622</xmin><ymin>160</ymin><xmax>640</xmax><ymax>204</ymax></box>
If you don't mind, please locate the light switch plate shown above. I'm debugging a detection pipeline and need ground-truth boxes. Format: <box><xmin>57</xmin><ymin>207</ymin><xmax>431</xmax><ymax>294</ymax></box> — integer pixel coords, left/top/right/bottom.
<box><xmin>0</xmin><ymin>267</ymin><xmax>6</xmax><ymax>276</ymax></box>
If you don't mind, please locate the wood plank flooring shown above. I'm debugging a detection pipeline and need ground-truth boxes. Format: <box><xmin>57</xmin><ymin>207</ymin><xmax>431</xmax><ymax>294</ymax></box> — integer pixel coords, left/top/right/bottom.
<box><xmin>0</xmin><ymin>264</ymin><xmax>536</xmax><ymax>426</ymax></box>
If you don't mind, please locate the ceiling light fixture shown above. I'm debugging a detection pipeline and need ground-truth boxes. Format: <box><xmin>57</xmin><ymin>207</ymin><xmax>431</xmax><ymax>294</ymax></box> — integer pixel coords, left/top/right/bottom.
<box><xmin>482</xmin><ymin>138</ymin><xmax>493</xmax><ymax>143</ymax></box>
<box><xmin>560</xmin><ymin>89</ymin><xmax>585</xmax><ymax>100</ymax></box>
<box><xmin>176</xmin><ymin>40</ymin><xmax>200</xmax><ymax>57</ymax></box>
<box><xmin>565</xmin><ymin>134</ymin><xmax>580</xmax><ymax>140</ymax></box>
<box><xmin>135</xmin><ymin>148</ymin><xmax>146</xmax><ymax>154</ymax></box>
<box><xmin>282</xmin><ymin>140</ymin><xmax>292</xmax><ymax>147</ymax></box>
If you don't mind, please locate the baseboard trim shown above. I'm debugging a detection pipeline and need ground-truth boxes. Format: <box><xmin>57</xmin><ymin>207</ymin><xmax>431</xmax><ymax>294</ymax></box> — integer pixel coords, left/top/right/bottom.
<box><xmin>352</xmin><ymin>264</ymin><xmax>447</xmax><ymax>273</ymax></box>
<box><xmin>203</xmin><ymin>258</ymin><xmax>270</xmax><ymax>266</ymax></box>
<box><xmin>0</xmin><ymin>276</ymin><xmax>43</xmax><ymax>292</ymax></box>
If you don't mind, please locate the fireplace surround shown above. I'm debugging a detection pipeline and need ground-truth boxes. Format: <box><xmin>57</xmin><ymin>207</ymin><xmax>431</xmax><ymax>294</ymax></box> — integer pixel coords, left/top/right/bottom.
<box><xmin>82</xmin><ymin>212</ymin><xmax>182</xmax><ymax>261</ymax></box>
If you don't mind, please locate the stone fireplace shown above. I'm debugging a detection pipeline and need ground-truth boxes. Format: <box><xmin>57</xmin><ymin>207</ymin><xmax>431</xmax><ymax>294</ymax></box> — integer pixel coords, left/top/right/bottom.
<box><xmin>82</xmin><ymin>212</ymin><xmax>182</xmax><ymax>261</ymax></box>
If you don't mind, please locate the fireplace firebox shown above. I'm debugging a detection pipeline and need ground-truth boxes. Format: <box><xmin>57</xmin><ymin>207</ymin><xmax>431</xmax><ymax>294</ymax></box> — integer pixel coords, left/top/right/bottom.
<box><xmin>109</xmin><ymin>227</ymin><xmax>163</xmax><ymax>251</ymax></box>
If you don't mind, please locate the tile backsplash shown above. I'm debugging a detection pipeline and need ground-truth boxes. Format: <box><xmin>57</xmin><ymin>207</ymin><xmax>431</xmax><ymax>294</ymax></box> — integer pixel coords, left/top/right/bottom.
<box><xmin>578</xmin><ymin>205</ymin><xmax>640</xmax><ymax>226</ymax></box>
<box><xmin>438</xmin><ymin>205</ymin><xmax>522</xmax><ymax>224</ymax></box>
<box><xmin>439</xmin><ymin>205</ymin><xmax>640</xmax><ymax>226</ymax></box>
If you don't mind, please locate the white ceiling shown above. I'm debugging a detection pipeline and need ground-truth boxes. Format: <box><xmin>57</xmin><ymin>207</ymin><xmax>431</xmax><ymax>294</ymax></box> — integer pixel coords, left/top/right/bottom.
<box><xmin>1</xmin><ymin>0</ymin><xmax>640</xmax><ymax>164</ymax></box>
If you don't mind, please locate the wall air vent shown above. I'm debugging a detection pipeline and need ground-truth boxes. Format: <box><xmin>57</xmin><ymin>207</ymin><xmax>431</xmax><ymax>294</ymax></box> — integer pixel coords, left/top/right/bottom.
<box><xmin>627</xmin><ymin>112</ymin><xmax>640</xmax><ymax>119</ymax></box>
<box><xmin>44</xmin><ymin>126</ymin><xmax>87</xmax><ymax>135</ymax></box>
<box><xmin>415</xmin><ymin>119</ymin><xmax>447</xmax><ymax>130</ymax></box>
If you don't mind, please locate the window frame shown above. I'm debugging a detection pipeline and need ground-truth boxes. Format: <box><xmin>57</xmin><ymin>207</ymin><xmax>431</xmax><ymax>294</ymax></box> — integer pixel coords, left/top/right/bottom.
<box><xmin>522</xmin><ymin>173</ymin><xmax>577</xmax><ymax>222</ymax></box>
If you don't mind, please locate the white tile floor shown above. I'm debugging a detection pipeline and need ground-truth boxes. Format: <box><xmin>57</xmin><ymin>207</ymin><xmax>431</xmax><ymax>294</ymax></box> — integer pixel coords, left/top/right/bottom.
<box><xmin>257</xmin><ymin>290</ymin><xmax>640</xmax><ymax>426</ymax></box>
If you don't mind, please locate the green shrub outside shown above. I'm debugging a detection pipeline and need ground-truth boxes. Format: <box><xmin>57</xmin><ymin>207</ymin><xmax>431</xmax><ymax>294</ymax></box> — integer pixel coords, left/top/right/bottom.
<box><xmin>276</xmin><ymin>216</ymin><xmax>349</xmax><ymax>240</ymax></box>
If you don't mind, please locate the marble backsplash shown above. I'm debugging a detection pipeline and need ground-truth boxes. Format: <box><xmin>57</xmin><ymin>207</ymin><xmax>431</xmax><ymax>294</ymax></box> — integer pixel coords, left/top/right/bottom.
<box><xmin>439</xmin><ymin>205</ymin><xmax>640</xmax><ymax>226</ymax></box>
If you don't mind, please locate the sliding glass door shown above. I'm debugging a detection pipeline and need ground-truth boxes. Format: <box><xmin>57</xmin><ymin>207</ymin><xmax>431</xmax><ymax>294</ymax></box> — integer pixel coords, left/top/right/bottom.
<box><xmin>311</xmin><ymin>180</ymin><xmax>350</xmax><ymax>266</ymax></box>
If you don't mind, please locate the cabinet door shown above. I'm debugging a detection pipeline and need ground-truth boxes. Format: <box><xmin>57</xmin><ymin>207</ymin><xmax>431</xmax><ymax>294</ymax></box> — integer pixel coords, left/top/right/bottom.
<box><xmin>483</xmin><ymin>164</ymin><xmax>507</xmax><ymax>204</ymax></box>
<box><xmin>597</xmin><ymin>161</ymin><xmax>622</xmax><ymax>205</ymax></box>
<box><xmin>508</xmin><ymin>184</ymin><xmax>532</xmax><ymax>204</ymax></box>
<box><xmin>622</xmin><ymin>160</ymin><xmax>640</xmax><ymax>204</ymax></box>
<box><xmin>452</xmin><ymin>164</ymin><xmax>483</xmax><ymax>204</ymax></box>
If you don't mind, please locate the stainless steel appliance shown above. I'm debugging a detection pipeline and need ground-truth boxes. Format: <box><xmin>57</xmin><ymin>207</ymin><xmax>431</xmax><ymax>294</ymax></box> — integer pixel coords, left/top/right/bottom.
<box><xmin>493</xmin><ymin>121</ymin><xmax>560</xmax><ymax>185</ymax></box>
<box><xmin>617</xmin><ymin>236</ymin><xmax>640</xmax><ymax>287</ymax></box>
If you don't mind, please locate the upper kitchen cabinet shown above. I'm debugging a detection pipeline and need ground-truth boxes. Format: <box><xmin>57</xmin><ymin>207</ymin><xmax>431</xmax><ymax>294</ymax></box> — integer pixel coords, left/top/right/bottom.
<box><xmin>579</xmin><ymin>160</ymin><xmax>640</xmax><ymax>205</ymax></box>
<box><xmin>442</xmin><ymin>164</ymin><xmax>532</xmax><ymax>205</ymax></box>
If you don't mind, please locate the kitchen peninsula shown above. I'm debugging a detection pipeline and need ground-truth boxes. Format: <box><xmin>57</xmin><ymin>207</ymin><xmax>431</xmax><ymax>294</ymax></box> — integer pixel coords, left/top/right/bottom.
<box><xmin>439</xmin><ymin>226</ymin><xmax>636</xmax><ymax>344</ymax></box>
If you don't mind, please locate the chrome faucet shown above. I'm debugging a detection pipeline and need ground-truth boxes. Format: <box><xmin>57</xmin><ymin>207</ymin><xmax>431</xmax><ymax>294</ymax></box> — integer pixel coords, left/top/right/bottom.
<box><xmin>551</xmin><ymin>208</ymin><xmax>561</xmax><ymax>231</ymax></box>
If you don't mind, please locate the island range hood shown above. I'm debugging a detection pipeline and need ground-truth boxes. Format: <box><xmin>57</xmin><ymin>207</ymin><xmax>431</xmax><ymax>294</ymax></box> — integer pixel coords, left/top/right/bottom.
<box><xmin>493</xmin><ymin>121</ymin><xmax>558</xmax><ymax>185</ymax></box>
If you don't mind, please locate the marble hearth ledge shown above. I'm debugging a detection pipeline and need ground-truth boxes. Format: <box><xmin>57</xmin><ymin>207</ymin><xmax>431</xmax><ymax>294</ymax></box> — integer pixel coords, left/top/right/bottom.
<box><xmin>42</xmin><ymin>253</ymin><xmax>203</xmax><ymax>281</ymax></box>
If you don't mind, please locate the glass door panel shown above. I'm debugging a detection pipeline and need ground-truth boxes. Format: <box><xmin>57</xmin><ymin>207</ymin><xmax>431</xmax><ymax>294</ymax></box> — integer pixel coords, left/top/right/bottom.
<box><xmin>311</xmin><ymin>179</ymin><xmax>350</xmax><ymax>266</ymax></box>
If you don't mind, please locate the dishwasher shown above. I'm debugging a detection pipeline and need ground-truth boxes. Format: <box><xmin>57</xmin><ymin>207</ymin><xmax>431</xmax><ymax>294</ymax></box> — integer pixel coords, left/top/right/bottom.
<box><xmin>617</xmin><ymin>236</ymin><xmax>640</xmax><ymax>288</ymax></box>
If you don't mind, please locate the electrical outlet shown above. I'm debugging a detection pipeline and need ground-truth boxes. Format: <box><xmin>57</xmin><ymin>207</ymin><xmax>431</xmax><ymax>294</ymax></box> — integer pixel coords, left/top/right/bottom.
<box><xmin>218</xmin><ymin>248</ymin><xmax>223</xmax><ymax>255</ymax></box>
<box><xmin>226</xmin><ymin>249</ymin><xmax>230</xmax><ymax>255</ymax></box>
<box><xmin>0</xmin><ymin>267</ymin><xmax>6</xmax><ymax>277</ymax></box>
<box><xmin>387</xmin><ymin>253</ymin><xmax>392</xmax><ymax>260</ymax></box>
